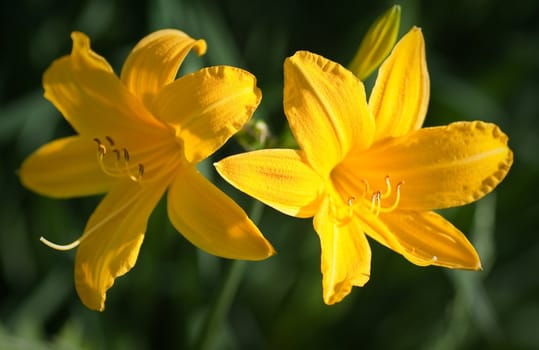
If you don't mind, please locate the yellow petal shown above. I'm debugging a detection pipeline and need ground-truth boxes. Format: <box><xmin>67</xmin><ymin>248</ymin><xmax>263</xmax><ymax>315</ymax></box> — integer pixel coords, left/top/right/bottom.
<box><xmin>167</xmin><ymin>167</ymin><xmax>275</xmax><ymax>260</ymax></box>
<box><xmin>19</xmin><ymin>136</ymin><xmax>115</xmax><ymax>198</ymax></box>
<box><xmin>347</xmin><ymin>121</ymin><xmax>513</xmax><ymax>210</ymax></box>
<box><xmin>153</xmin><ymin>66</ymin><xmax>261</xmax><ymax>163</ymax></box>
<box><xmin>215</xmin><ymin>149</ymin><xmax>323</xmax><ymax>218</ymax></box>
<box><xmin>75</xmin><ymin>178</ymin><xmax>169</xmax><ymax>311</ymax></box>
<box><xmin>348</xmin><ymin>5</ymin><xmax>401</xmax><ymax>80</ymax></box>
<box><xmin>284</xmin><ymin>51</ymin><xmax>374</xmax><ymax>174</ymax></box>
<box><xmin>43</xmin><ymin>32</ymin><xmax>168</xmax><ymax>139</ymax></box>
<box><xmin>120</xmin><ymin>29</ymin><xmax>207</xmax><ymax>110</ymax></box>
<box><xmin>360</xmin><ymin>209</ymin><xmax>481</xmax><ymax>269</ymax></box>
<box><xmin>369</xmin><ymin>27</ymin><xmax>430</xmax><ymax>141</ymax></box>
<box><xmin>314</xmin><ymin>196</ymin><xmax>371</xmax><ymax>305</ymax></box>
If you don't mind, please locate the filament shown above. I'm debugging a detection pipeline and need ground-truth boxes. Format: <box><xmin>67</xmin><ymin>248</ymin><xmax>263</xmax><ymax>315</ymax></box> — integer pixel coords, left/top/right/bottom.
<box><xmin>39</xmin><ymin>236</ymin><xmax>80</xmax><ymax>251</ymax></box>
<box><xmin>381</xmin><ymin>176</ymin><xmax>392</xmax><ymax>199</ymax></box>
<box><xmin>40</xmin><ymin>187</ymin><xmax>145</xmax><ymax>252</ymax></box>
<box><xmin>361</xmin><ymin>179</ymin><xmax>370</xmax><ymax>195</ymax></box>
<box><xmin>379</xmin><ymin>182</ymin><xmax>402</xmax><ymax>213</ymax></box>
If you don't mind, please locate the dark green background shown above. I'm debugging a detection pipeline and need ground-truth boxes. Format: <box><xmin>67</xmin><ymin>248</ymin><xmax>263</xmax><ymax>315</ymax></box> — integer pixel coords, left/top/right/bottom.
<box><xmin>1</xmin><ymin>0</ymin><xmax>538</xmax><ymax>349</ymax></box>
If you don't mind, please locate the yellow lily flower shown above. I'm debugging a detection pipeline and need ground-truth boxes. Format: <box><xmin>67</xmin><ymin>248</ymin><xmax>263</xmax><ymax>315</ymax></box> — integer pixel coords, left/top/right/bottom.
<box><xmin>19</xmin><ymin>30</ymin><xmax>275</xmax><ymax>311</ymax></box>
<box><xmin>215</xmin><ymin>27</ymin><xmax>513</xmax><ymax>305</ymax></box>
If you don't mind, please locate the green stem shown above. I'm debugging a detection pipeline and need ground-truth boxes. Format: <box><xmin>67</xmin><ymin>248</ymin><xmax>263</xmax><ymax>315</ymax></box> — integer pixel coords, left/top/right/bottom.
<box><xmin>194</xmin><ymin>200</ymin><xmax>265</xmax><ymax>350</ymax></box>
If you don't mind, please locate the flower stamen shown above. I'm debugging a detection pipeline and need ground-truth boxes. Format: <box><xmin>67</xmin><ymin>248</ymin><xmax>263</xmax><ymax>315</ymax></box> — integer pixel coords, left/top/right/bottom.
<box><xmin>363</xmin><ymin>176</ymin><xmax>403</xmax><ymax>216</ymax></box>
<box><xmin>381</xmin><ymin>175</ymin><xmax>392</xmax><ymax>199</ymax></box>
<box><xmin>94</xmin><ymin>136</ymin><xmax>144</xmax><ymax>183</ymax></box>
<box><xmin>347</xmin><ymin>196</ymin><xmax>356</xmax><ymax>217</ymax></box>
<box><xmin>370</xmin><ymin>191</ymin><xmax>382</xmax><ymax>216</ymax></box>
<box><xmin>378</xmin><ymin>181</ymin><xmax>402</xmax><ymax>213</ymax></box>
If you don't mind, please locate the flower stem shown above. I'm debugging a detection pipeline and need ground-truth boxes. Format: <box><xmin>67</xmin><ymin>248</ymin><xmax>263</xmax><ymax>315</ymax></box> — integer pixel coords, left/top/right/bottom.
<box><xmin>194</xmin><ymin>200</ymin><xmax>264</xmax><ymax>350</ymax></box>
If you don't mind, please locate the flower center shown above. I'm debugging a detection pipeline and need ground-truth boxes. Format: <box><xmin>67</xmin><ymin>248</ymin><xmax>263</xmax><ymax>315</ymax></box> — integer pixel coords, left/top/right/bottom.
<box><xmin>39</xmin><ymin>134</ymin><xmax>183</xmax><ymax>252</ymax></box>
<box><xmin>94</xmin><ymin>137</ymin><xmax>144</xmax><ymax>182</ymax></box>
<box><xmin>331</xmin><ymin>164</ymin><xmax>404</xmax><ymax>218</ymax></box>
<box><xmin>361</xmin><ymin>176</ymin><xmax>403</xmax><ymax>216</ymax></box>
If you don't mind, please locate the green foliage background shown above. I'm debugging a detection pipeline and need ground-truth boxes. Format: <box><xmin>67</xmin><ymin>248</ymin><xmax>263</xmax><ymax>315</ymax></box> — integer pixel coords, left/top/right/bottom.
<box><xmin>1</xmin><ymin>0</ymin><xmax>538</xmax><ymax>349</ymax></box>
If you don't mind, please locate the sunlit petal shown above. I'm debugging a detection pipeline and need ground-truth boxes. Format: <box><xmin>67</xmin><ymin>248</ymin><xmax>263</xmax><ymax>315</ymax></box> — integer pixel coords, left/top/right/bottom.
<box><xmin>345</xmin><ymin>121</ymin><xmax>513</xmax><ymax>210</ymax></box>
<box><xmin>167</xmin><ymin>167</ymin><xmax>275</xmax><ymax>260</ymax></box>
<box><xmin>215</xmin><ymin>149</ymin><xmax>323</xmax><ymax>218</ymax></box>
<box><xmin>314</xmin><ymin>196</ymin><xmax>371</xmax><ymax>305</ymax></box>
<box><xmin>75</xmin><ymin>178</ymin><xmax>169</xmax><ymax>311</ymax></box>
<box><xmin>284</xmin><ymin>51</ymin><xmax>374</xmax><ymax>174</ymax></box>
<box><xmin>153</xmin><ymin>66</ymin><xmax>261</xmax><ymax>163</ymax></box>
<box><xmin>19</xmin><ymin>136</ymin><xmax>115</xmax><ymax>198</ymax></box>
<box><xmin>369</xmin><ymin>27</ymin><xmax>429</xmax><ymax>141</ymax></box>
<box><xmin>43</xmin><ymin>32</ymin><xmax>168</xmax><ymax>140</ymax></box>
<box><xmin>120</xmin><ymin>29</ymin><xmax>207</xmax><ymax>110</ymax></box>
<box><xmin>360</xmin><ymin>209</ymin><xmax>481</xmax><ymax>269</ymax></box>
<box><xmin>348</xmin><ymin>5</ymin><xmax>401</xmax><ymax>80</ymax></box>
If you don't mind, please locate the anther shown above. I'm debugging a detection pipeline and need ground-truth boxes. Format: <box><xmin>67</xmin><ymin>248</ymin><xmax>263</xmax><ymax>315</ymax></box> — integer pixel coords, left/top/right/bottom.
<box><xmin>129</xmin><ymin>164</ymin><xmax>144</xmax><ymax>182</ymax></box>
<box><xmin>123</xmin><ymin>148</ymin><xmax>130</xmax><ymax>161</ymax></box>
<box><xmin>381</xmin><ymin>175</ymin><xmax>392</xmax><ymax>199</ymax></box>
<box><xmin>347</xmin><ymin>196</ymin><xmax>356</xmax><ymax>217</ymax></box>
<box><xmin>94</xmin><ymin>138</ymin><xmax>107</xmax><ymax>156</ymax></box>
<box><xmin>370</xmin><ymin>191</ymin><xmax>382</xmax><ymax>216</ymax></box>
<box><xmin>138</xmin><ymin>164</ymin><xmax>144</xmax><ymax>177</ymax></box>
<box><xmin>113</xmin><ymin>149</ymin><xmax>121</xmax><ymax>161</ymax></box>
<box><xmin>105</xmin><ymin>136</ymin><xmax>115</xmax><ymax>146</ymax></box>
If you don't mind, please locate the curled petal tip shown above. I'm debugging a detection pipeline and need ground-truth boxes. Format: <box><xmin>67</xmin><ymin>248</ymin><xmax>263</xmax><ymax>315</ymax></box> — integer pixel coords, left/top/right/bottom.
<box><xmin>193</xmin><ymin>39</ymin><xmax>207</xmax><ymax>56</ymax></box>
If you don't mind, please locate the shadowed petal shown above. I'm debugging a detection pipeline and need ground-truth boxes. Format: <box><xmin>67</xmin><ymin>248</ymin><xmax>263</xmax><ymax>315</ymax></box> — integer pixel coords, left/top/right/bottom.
<box><xmin>314</xmin><ymin>196</ymin><xmax>371</xmax><ymax>305</ymax></box>
<box><xmin>167</xmin><ymin>167</ymin><xmax>275</xmax><ymax>260</ymax></box>
<box><xmin>43</xmin><ymin>32</ymin><xmax>168</xmax><ymax>140</ymax></box>
<box><xmin>153</xmin><ymin>66</ymin><xmax>261</xmax><ymax>163</ymax></box>
<box><xmin>75</xmin><ymin>178</ymin><xmax>169</xmax><ymax>311</ymax></box>
<box><xmin>19</xmin><ymin>136</ymin><xmax>115</xmax><ymax>198</ymax></box>
<box><xmin>369</xmin><ymin>27</ymin><xmax>429</xmax><ymax>141</ymax></box>
<box><xmin>345</xmin><ymin>121</ymin><xmax>513</xmax><ymax>210</ymax></box>
<box><xmin>284</xmin><ymin>51</ymin><xmax>374</xmax><ymax>174</ymax></box>
<box><xmin>360</xmin><ymin>209</ymin><xmax>481</xmax><ymax>269</ymax></box>
<box><xmin>215</xmin><ymin>149</ymin><xmax>323</xmax><ymax>218</ymax></box>
<box><xmin>120</xmin><ymin>29</ymin><xmax>207</xmax><ymax>110</ymax></box>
